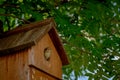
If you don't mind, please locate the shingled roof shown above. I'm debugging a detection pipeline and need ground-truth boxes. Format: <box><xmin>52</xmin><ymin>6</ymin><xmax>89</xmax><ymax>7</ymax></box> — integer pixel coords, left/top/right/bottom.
<box><xmin>0</xmin><ymin>18</ymin><xmax>69</xmax><ymax>65</ymax></box>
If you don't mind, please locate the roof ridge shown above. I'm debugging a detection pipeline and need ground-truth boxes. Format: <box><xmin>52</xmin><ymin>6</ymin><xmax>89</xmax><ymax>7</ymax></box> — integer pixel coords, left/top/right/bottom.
<box><xmin>0</xmin><ymin>18</ymin><xmax>54</xmax><ymax>39</ymax></box>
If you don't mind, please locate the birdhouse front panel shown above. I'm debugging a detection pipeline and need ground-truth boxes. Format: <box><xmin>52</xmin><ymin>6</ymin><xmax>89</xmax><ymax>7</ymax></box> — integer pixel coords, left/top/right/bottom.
<box><xmin>28</xmin><ymin>33</ymin><xmax>62</xmax><ymax>79</ymax></box>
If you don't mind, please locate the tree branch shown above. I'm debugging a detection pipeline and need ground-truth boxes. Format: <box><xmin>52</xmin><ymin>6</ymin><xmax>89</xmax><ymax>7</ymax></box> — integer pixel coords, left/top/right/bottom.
<box><xmin>111</xmin><ymin>19</ymin><xmax>120</xmax><ymax>24</ymax></box>
<box><xmin>0</xmin><ymin>13</ymin><xmax>30</xmax><ymax>24</ymax></box>
<box><xmin>0</xmin><ymin>3</ymin><xmax>19</xmax><ymax>8</ymax></box>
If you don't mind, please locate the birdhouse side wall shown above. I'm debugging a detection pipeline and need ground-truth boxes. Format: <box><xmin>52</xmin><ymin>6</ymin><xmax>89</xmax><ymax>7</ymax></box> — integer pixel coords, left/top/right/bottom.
<box><xmin>0</xmin><ymin>49</ymin><xmax>30</xmax><ymax>80</ymax></box>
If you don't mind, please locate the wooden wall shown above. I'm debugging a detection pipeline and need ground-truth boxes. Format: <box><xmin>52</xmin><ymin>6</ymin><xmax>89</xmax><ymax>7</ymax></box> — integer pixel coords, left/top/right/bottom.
<box><xmin>0</xmin><ymin>49</ymin><xmax>30</xmax><ymax>80</ymax></box>
<box><xmin>28</xmin><ymin>33</ymin><xmax>62</xmax><ymax>79</ymax></box>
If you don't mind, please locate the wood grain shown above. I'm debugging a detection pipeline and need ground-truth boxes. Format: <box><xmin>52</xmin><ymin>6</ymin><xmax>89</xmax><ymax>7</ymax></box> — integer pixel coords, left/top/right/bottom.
<box><xmin>29</xmin><ymin>33</ymin><xmax>62</xmax><ymax>79</ymax></box>
<box><xmin>30</xmin><ymin>66</ymin><xmax>61</xmax><ymax>80</ymax></box>
<box><xmin>0</xmin><ymin>49</ymin><xmax>30</xmax><ymax>80</ymax></box>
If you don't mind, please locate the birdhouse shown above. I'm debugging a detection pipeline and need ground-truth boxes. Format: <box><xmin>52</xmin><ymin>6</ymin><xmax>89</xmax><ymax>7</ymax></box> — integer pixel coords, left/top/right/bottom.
<box><xmin>0</xmin><ymin>18</ymin><xmax>69</xmax><ymax>80</ymax></box>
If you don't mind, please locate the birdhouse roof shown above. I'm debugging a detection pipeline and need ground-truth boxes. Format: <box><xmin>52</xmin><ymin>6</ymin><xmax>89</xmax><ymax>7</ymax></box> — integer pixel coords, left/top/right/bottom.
<box><xmin>0</xmin><ymin>18</ymin><xmax>69</xmax><ymax>65</ymax></box>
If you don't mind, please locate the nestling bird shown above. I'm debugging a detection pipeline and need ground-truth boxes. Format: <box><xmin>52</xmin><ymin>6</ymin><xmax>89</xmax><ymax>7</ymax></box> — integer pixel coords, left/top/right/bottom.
<box><xmin>44</xmin><ymin>47</ymin><xmax>52</xmax><ymax>61</ymax></box>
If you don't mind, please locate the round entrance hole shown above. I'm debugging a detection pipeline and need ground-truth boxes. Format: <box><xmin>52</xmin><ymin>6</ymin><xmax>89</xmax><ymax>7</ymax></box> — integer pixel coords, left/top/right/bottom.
<box><xmin>44</xmin><ymin>47</ymin><xmax>52</xmax><ymax>61</ymax></box>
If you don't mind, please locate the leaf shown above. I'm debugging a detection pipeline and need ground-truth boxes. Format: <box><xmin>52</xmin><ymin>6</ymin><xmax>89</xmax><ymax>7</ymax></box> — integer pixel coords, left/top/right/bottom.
<box><xmin>0</xmin><ymin>0</ymin><xmax>4</xmax><ymax>5</ymax></box>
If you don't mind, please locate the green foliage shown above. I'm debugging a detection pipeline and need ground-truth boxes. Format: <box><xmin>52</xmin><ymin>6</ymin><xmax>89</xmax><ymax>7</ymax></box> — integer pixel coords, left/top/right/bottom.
<box><xmin>0</xmin><ymin>0</ymin><xmax>120</xmax><ymax>79</ymax></box>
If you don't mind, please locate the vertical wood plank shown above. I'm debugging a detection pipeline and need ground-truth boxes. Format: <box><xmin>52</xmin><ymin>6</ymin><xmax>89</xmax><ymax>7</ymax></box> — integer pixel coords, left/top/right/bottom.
<box><xmin>0</xmin><ymin>49</ymin><xmax>30</xmax><ymax>80</ymax></box>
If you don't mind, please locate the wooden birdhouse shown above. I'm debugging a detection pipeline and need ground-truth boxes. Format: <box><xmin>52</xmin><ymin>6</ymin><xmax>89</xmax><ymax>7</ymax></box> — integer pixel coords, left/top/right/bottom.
<box><xmin>0</xmin><ymin>18</ymin><xmax>69</xmax><ymax>80</ymax></box>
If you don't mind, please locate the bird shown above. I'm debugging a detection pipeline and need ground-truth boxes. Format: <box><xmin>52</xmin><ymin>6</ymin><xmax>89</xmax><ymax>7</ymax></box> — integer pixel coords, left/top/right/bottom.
<box><xmin>44</xmin><ymin>47</ymin><xmax>52</xmax><ymax>61</ymax></box>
